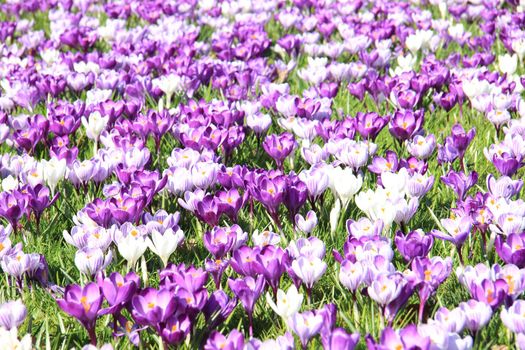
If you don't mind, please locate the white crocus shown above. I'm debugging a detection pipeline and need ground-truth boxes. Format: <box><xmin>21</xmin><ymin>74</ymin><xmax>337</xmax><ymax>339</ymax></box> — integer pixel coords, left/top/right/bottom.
<box><xmin>0</xmin><ymin>327</ymin><xmax>32</xmax><ymax>350</ymax></box>
<box><xmin>331</xmin><ymin>167</ymin><xmax>363</xmax><ymax>207</ymax></box>
<box><xmin>153</xmin><ymin>73</ymin><xmax>184</xmax><ymax>107</ymax></box>
<box><xmin>405</xmin><ymin>33</ymin><xmax>423</xmax><ymax>54</ymax></box>
<box><xmin>148</xmin><ymin>228</ymin><xmax>184</xmax><ymax>267</ymax></box>
<box><xmin>40</xmin><ymin>158</ymin><xmax>67</xmax><ymax>194</ymax></box>
<box><xmin>1</xmin><ymin>176</ymin><xmax>18</xmax><ymax>192</ymax></box>
<box><xmin>117</xmin><ymin>234</ymin><xmax>151</xmax><ymax>270</ymax></box>
<box><xmin>266</xmin><ymin>285</ymin><xmax>303</xmax><ymax>321</ymax></box>
<box><xmin>82</xmin><ymin>111</ymin><xmax>109</xmax><ymax>152</ymax></box>
<box><xmin>512</xmin><ymin>38</ymin><xmax>525</xmax><ymax>64</ymax></box>
<box><xmin>499</xmin><ymin>53</ymin><xmax>518</xmax><ymax>76</ymax></box>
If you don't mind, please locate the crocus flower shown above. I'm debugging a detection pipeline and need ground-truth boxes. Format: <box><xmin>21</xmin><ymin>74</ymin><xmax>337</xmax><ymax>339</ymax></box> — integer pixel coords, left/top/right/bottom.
<box><xmin>291</xmin><ymin>255</ymin><xmax>327</xmax><ymax>292</ymax></box>
<box><xmin>433</xmin><ymin>306</ymin><xmax>466</xmax><ymax>333</ymax></box>
<box><xmin>288</xmin><ymin>311</ymin><xmax>323</xmax><ymax>349</ymax></box>
<box><xmin>459</xmin><ymin>299</ymin><xmax>493</xmax><ymax>332</ymax></box>
<box><xmin>431</xmin><ymin>215</ymin><xmax>472</xmax><ymax>264</ymax></box>
<box><xmin>295</xmin><ymin>211</ymin><xmax>318</xmax><ymax>234</ymax></box>
<box><xmin>203</xmin><ymin>290</ymin><xmax>237</xmax><ymax>330</ymax></box>
<box><xmin>98</xmin><ymin>271</ymin><xmax>139</xmax><ymax>316</ymax></box>
<box><xmin>368</xmin><ymin>273</ymin><xmax>405</xmax><ymax>307</ymax></box>
<box><xmin>56</xmin><ymin>283</ymin><xmax>103</xmax><ymax>345</ymax></box>
<box><xmin>228</xmin><ymin>275</ymin><xmax>265</xmax><ymax>337</ymax></box>
<box><xmin>0</xmin><ymin>299</ymin><xmax>26</xmax><ymax>330</ymax></box>
<box><xmin>265</xmin><ymin>284</ymin><xmax>303</xmax><ymax>321</ymax></box>
<box><xmin>470</xmin><ymin>278</ymin><xmax>509</xmax><ymax>309</ymax></box>
<box><xmin>441</xmin><ymin>170</ymin><xmax>478</xmax><ymax>201</ymax></box>
<box><xmin>495</xmin><ymin>233</ymin><xmax>525</xmax><ymax>268</ymax></box>
<box><xmin>395</xmin><ymin>230</ymin><xmax>434</xmax><ymax>262</ymax></box>
<box><xmin>406</xmin><ymin>134</ymin><xmax>436</xmax><ymax>160</ymax></box>
<box><xmin>161</xmin><ymin>314</ymin><xmax>192</xmax><ymax>346</ymax></box>
<box><xmin>486</xmin><ymin>174</ymin><xmax>523</xmax><ymax>200</ymax></box>
<box><xmin>204</xmin><ymin>329</ymin><xmax>244</xmax><ymax>350</ymax></box>
<box><xmin>0</xmin><ymin>327</ymin><xmax>32</xmax><ymax>350</ymax></box>
<box><xmin>148</xmin><ymin>227</ymin><xmax>184</xmax><ymax>267</ymax></box>
<box><xmin>339</xmin><ymin>260</ymin><xmax>366</xmax><ymax>293</ymax></box>
<box><xmin>131</xmin><ymin>287</ymin><xmax>176</xmax><ymax>328</ymax></box>
<box><xmin>263</xmin><ymin>132</ymin><xmax>297</xmax><ymax>169</ymax></box>
<box><xmin>389</xmin><ymin>109</ymin><xmax>425</xmax><ymax>141</ymax></box>
<box><xmin>115</xmin><ymin>225</ymin><xmax>151</xmax><ymax>270</ymax></box>
<box><xmin>0</xmin><ymin>191</ymin><xmax>28</xmax><ymax>234</ymax></box>
<box><xmin>501</xmin><ymin>300</ymin><xmax>525</xmax><ymax>333</ymax></box>
<box><xmin>74</xmin><ymin>247</ymin><xmax>112</xmax><ymax>278</ymax></box>
<box><xmin>367</xmin><ymin>325</ymin><xmax>430</xmax><ymax>350</ymax></box>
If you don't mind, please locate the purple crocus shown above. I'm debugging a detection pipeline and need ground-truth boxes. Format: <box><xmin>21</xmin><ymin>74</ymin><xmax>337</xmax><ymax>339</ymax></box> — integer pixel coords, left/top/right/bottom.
<box><xmin>26</xmin><ymin>184</ymin><xmax>59</xmax><ymax>230</ymax></box>
<box><xmin>98</xmin><ymin>271</ymin><xmax>139</xmax><ymax>316</ymax></box>
<box><xmin>262</xmin><ymin>132</ymin><xmax>297</xmax><ymax>169</ymax></box>
<box><xmin>441</xmin><ymin>170</ymin><xmax>478</xmax><ymax>201</ymax></box>
<box><xmin>56</xmin><ymin>282</ymin><xmax>103</xmax><ymax>345</ymax></box>
<box><xmin>388</xmin><ymin>109</ymin><xmax>424</xmax><ymax>141</ymax></box>
<box><xmin>0</xmin><ymin>190</ymin><xmax>28</xmax><ymax>235</ymax></box>
<box><xmin>495</xmin><ymin>233</ymin><xmax>525</xmax><ymax>268</ymax></box>
<box><xmin>395</xmin><ymin>229</ymin><xmax>434</xmax><ymax>262</ymax></box>
<box><xmin>355</xmin><ymin>112</ymin><xmax>389</xmax><ymax>140</ymax></box>
<box><xmin>131</xmin><ymin>287</ymin><xmax>177</xmax><ymax>328</ymax></box>
<box><xmin>470</xmin><ymin>278</ymin><xmax>509</xmax><ymax>309</ymax></box>
<box><xmin>227</xmin><ymin>275</ymin><xmax>265</xmax><ymax>337</ymax></box>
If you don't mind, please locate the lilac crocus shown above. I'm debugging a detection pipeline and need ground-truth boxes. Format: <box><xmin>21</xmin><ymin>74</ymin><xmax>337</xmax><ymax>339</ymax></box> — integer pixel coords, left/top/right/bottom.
<box><xmin>459</xmin><ymin>299</ymin><xmax>493</xmax><ymax>332</ymax></box>
<box><xmin>431</xmin><ymin>215</ymin><xmax>472</xmax><ymax>264</ymax></box>
<box><xmin>0</xmin><ymin>299</ymin><xmax>26</xmax><ymax>330</ymax></box>
<box><xmin>501</xmin><ymin>300</ymin><xmax>525</xmax><ymax>333</ymax></box>
<box><xmin>367</xmin><ymin>325</ymin><xmax>430</xmax><ymax>350</ymax></box>
<box><xmin>441</xmin><ymin>170</ymin><xmax>478</xmax><ymax>201</ymax></box>
<box><xmin>204</xmin><ymin>329</ymin><xmax>244</xmax><ymax>350</ymax></box>
<box><xmin>288</xmin><ymin>311</ymin><xmax>323</xmax><ymax>349</ymax></box>
<box><xmin>295</xmin><ymin>210</ymin><xmax>318</xmax><ymax>234</ymax></box>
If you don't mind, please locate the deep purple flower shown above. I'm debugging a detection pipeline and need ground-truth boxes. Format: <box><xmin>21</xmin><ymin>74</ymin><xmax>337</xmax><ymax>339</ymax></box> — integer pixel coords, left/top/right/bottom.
<box><xmin>263</xmin><ymin>132</ymin><xmax>297</xmax><ymax>169</ymax></box>
<box><xmin>98</xmin><ymin>271</ymin><xmax>139</xmax><ymax>315</ymax></box>
<box><xmin>26</xmin><ymin>184</ymin><xmax>59</xmax><ymax>229</ymax></box>
<box><xmin>389</xmin><ymin>109</ymin><xmax>424</xmax><ymax>141</ymax></box>
<box><xmin>56</xmin><ymin>283</ymin><xmax>103</xmax><ymax>345</ymax></box>
<box><xmin>255</xmin><ymin>245</ymin><xmax>288</xmax><ymax>296</ymax></box>
<box><xmin>495</xmin><ymin>233</ymin><xmax>525</xmax><ymax>268</ymax></box>
<box><xmin>227</xmin><ymin>276</ymin><xmax>265</xmax><ymax>337</ymax></box>
<box><xmin>355</xmin><ymin>112</ymin><xmax>389</xmax><ymax>140</ymax></box>
<box><xmin>0</xmin><ymin>190</ymin><xmax>28</xmax><ymax>234</ymax></box>
<box><xmin>395</xmin><ymin>230</ymin><xmax>434</xmax><ymax>262</ymax></box>
<box><xmin>202</xmin><ymin>290</ymin><xmax>237</xmax><ymax>330</ymax></box>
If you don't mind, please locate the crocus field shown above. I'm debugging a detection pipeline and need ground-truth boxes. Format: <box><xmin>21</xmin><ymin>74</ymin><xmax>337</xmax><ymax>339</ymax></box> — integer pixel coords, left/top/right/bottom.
<box><xmin>4</xmin><ymin>0</ymin><xmax>525</xmax><ymax>349</ymax></box>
